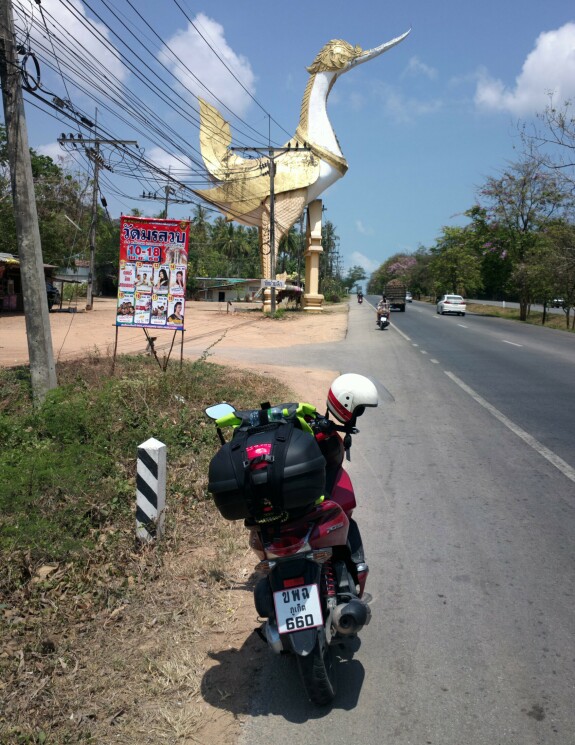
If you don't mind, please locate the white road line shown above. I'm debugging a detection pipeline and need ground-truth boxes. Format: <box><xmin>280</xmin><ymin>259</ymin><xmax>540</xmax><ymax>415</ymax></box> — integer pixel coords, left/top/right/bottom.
<box><xmin>412</xmin><ymin>343</ymin><xmax>419</xmax><ymax>347</ymax></box>
<box><xmin>445</xmin><ymin>371</ymin><xmax>575</xmax><ymax>495</ymax></box>
<box><xmin>430</xmin><ymin>359</ymin><xmax>440</xmax><ymax>364</ymax></box>
<box><xmin>421</xmin><ymin>350</ymin><xmax>428</xmax><ymax>355</ymax></box>
<box><xmin>458</xmin><ymin>324</ymin><xmax>467</xmax><ymax>328</ymax></box>
<box><xmin>392</xmin><ymin>325</ymin><xmax>411</xmax><ymax>342</ymax></box>
<box><xmin>502</xmin><ymin>340</ymin><xmax>523</xmax><ymax>347</ymax></box>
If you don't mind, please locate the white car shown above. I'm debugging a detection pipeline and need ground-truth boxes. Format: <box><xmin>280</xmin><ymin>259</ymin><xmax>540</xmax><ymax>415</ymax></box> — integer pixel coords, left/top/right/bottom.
<box><xmin>437</xmin><ymin>294</ymin><xmax>466</xmax><ymax>316</ymax></box>
<box><xmin>406</xmin><ymin>291</ymin><xmax>413</xmax><ymax>303</ymax></box>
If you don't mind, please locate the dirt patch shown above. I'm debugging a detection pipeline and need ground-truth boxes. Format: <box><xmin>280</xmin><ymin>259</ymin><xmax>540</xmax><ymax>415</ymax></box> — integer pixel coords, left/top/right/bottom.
<box><xmin>0</xmin><ymin>301</ymin><xmax>348</xmax><ymax>743</ymax></box>
<box><xmin>0</xmin><ymin>299</ymin><xmax>345</xmax><ymax>404</ymax></box>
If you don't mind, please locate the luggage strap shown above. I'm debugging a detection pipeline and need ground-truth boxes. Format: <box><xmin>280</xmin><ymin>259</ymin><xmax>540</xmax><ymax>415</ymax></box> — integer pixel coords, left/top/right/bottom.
<box><xmin>229</xmin><ymin>420</ymin><xmax>294</xmax><ymax>520</ymax></box>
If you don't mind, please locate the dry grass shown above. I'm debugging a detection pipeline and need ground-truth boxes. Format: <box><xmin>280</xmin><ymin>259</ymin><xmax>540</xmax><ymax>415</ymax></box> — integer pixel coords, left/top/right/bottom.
<box><xmin>467</xmin><ymin>302</ymin><xmax>574</xmax><ymax>331</ymax></box>
<box><xmin>1</xmin><ymin>497</ymin><xmax>259</xmax><ymax>744</ymax></box>
<box><xmin>0</xmin><ymin>357</ymin><xmax>289</xmax><ymax>745</ymax></box>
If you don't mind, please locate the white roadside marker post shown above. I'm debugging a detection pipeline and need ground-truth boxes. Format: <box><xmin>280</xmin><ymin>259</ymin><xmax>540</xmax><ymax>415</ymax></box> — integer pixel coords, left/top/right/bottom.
<box><xmin>136</xmin><ymin>437</ymin><xmax>166</xmax><ymax>542</ymax></box>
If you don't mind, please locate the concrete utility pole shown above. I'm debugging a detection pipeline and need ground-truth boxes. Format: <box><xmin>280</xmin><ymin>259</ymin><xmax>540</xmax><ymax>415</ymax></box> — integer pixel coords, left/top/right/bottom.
<box><xmin>0</xmin><ymin>0</ymin><xmax>57</xmax><ymax>403</ymax></box>
<box><xmin>141</xmin><ymin>168</ymin><xmax>187</xmax><ymax>217</ymax></box>
<box><xmin>58</xmin><ymin>134</ymin><xmax>138</xmax><ymax>310</ymax></box>
<box><xmin>87</xmin><ymin>138</ymin><xmax>100</xmax><ymax>310</ymax></box>
<box><xmin>231</xmin><ymin>145</ymin><xmax>310</xmax><ymax>314</ymax></box>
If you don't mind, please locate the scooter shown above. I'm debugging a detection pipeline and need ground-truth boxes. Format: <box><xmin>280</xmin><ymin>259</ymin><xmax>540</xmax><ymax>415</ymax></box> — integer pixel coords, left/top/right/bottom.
<box><xmin>377</xmin><ymin>307</ymin><xmax>390</xmax><ymax>329</ymax></box>
<box><xmin>205</xmin><ymin>375</ymin><xmax>377</xmax><ymax>705</ymax></box>
<box><xmin>357</xmin><ymin>294</ymin><xmax>363</xmax><ymax>304</ymax></box>
<box><xmin>378</xmin><ymin>313</ymin><xmax>390</xmax><ymax>330</ymax></box>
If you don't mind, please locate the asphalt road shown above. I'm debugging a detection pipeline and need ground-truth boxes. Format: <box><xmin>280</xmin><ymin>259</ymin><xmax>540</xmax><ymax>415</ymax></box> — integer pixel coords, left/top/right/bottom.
<box><xmin>238</xmin><ymin>299</ymin><xmax>575</xmax><ymax>745</ymax></box>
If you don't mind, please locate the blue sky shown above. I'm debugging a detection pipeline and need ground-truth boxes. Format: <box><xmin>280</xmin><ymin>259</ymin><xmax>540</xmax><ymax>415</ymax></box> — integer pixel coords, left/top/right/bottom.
<box><xmin>12</xmin><ymin>0</ymin><xmax>575</xmax><ymax>274</ymax></box>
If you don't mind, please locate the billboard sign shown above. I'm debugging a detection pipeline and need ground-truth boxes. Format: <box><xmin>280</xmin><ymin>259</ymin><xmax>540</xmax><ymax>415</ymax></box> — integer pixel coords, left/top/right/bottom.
<box><xmin>117</xmin><ymin>216</ymin><xmax>189</xmax><ymax>330</ymax></box>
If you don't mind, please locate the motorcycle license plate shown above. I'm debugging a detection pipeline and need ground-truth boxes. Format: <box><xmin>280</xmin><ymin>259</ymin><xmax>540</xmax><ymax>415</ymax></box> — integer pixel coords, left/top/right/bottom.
<box><xmin>273</xmin><ymin>583</ymin><xmax>323</xmax><ymax>634</ymax></box>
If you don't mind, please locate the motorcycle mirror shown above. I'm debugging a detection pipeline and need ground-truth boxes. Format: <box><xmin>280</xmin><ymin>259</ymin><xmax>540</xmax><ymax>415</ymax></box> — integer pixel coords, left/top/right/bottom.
<box><xmin>205</xmin><ymin>402</ymin><xmax>236</xmax><ymax>420</ymax></box>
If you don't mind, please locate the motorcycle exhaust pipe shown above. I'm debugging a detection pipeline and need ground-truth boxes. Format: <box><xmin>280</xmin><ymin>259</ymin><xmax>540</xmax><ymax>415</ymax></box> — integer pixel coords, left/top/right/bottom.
<box><xmin>264</xmin><ymin>620</ymin><xmax>284</xmax><ymax>654</ymax></box>
<box><xmin>332</xmin><ymin>598</ymin><xmax>371</xmax><ymax>635</ymax></box>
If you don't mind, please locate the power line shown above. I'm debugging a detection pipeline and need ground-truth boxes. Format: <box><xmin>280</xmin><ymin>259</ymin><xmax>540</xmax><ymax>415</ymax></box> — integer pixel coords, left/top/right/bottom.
<box><xmin>169</xmin><ymin>0</ymin><xmax>291</xmax><ymax>142</ymax></box>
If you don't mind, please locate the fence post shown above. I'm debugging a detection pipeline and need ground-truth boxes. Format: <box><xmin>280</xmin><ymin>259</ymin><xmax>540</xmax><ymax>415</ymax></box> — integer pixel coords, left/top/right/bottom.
<box><xmin>136</xmin><ymin>437</ymin><xmax>166</xmax><ymax>542</ymax></box>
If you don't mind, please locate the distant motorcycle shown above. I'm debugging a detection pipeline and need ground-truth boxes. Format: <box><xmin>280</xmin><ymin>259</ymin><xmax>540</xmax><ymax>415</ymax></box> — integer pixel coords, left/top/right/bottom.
<box><xmin>357</xmin><ymin>293</ymin><xmax>363</xmax><ymax>304</ymax></box>
<box><xmin>377</xmin><ymin>302</ymin><xmax>390</xmax><ymax>330</ymax></box>
<box><xmin>378</xmin><ymin>313</ymin><xmax>390</xmax><ymax>330</ymax></box>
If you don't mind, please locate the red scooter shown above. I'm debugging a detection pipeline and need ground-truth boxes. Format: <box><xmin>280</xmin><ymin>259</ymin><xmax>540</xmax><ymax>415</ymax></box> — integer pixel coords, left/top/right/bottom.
<box><xmin>205</xmin><ymin>374</ymin><xmax>378</xmax><ymax>705</ymax></box>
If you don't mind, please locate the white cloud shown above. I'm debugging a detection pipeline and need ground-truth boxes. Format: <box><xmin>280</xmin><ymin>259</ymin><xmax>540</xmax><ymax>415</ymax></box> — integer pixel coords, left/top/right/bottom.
<box><xmin>475</xmin><ymin>23</ymin><xmax>575</xmax><ymax>115</ymax></box>
<box><xmin>348</xmin><ymin>251</ymin><xmax>380</xmax><ymax>273</ymax></box>
<box><xmin>373</xmin><ymin>82</ymin><xmax>442</xmax><ymax>123</ymax></box>
<box><xmin>159</xmin><ymin>13</ymin><xmax>256</xmax><ymax>117</ymax></box>
<box><xmin>402</xmin><ymin>56</ymin><xmax>438</xmax><ymax>80</ymax></box>
<box><xmin>36</xmin><ymin>142</ymin><xmax>69</xmax><ymax>162</ymax></box>
<box><xmin>15</xmin><ymin>0</ymin><xmax>128</xmax><ymax>90</ymax></box>
<box><xmin>355</xmin><ymin>219</ymin><xmax>373</xmax><ymax>236</ymax></box>
<box><xmin>146</xmin><ymin>147</ymin><xmax>192</xmax><ymax>175</ymax></box>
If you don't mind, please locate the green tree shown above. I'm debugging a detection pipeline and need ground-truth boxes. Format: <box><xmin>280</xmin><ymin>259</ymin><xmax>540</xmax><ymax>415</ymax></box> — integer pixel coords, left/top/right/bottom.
<box><xmin>277</xmin><ymin>225</ymin><xmax>300</xmax><ymax>275</ymax></box>
<box><xmin>320</xmin><ymin>220</ymin><xmax>345</xmax><ymax>300</ymax></box>
<box><xmin>405</xmin><ymin>247</ymin><xmax>434</xmax><ymax>298</ymax></box>
<box><xmin>367</xmin><ymin>252</ymin><xmax>416</xmax><ymax>294</ymax></box>
<box><xmin>342</xmin><ymin>265</ymin><xmax>367</xmax><ymax>292</ymax></box>
<box><xmin>542</xmin><ymin>220</ymin><xmax>575</xmax><ymax>327</ymax></box>
<box><xmin>429</xmin><ymin>225</ymin><xmax>483</xmax><ymax>297</ymax></box>
<box><xmin>0</xmin><ymin>124</ymin><xmax>91</xmax><ymax>266</ymax></box>
<box><xmin>478</xmin><ymin>158</ymin><xmax>573</xmax><ymax>320</ymax></box>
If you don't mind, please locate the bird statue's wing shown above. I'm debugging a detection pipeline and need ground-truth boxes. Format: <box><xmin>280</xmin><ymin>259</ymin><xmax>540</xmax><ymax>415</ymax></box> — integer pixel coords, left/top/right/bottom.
<box><xmin>196</xmin><ymin>98</ymin><xmax>321</xmax><ymax>219</ymax></box>
<box><xmin>199</xmin><ymin>98</ymin><xmax>246</xmax><ymax>178</ymax></box>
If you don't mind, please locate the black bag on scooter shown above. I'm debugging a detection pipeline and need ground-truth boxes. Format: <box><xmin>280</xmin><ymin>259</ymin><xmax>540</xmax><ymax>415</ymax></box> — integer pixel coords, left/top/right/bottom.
<box><xmin>208</xmin><ymin>418</ymin><xmax>326</xmax><ymax>522</ymax></box>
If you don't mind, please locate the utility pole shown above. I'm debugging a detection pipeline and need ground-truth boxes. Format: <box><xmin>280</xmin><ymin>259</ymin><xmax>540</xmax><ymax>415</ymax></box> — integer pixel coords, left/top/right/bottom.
<box><xmin>58</xmin><ymin>134</ymin><xmax>138</xmax><ymax>310</ymax></box>
<box><xmin>87</xmin><ymin>135</ymin><xmax>99</xmax><ymax>310</ymax></box>
<box><xmin>163</xmin><ymin>166</ymin><xmax>172</xmax><ymax>218</ymax></box>
<box><xmin>0</xmin><ymin>0</ymin><xmax>57</xmax><ymax>403</ymax></box>
<box><xmin>231</xmin><ymin>145</ymin><xmax>310</xmax><ymax>314</ymax></box>
<box><xmin>141</xmin><ymin>169</ymin><xmax>188</xmax><ymax>217</ymax></box>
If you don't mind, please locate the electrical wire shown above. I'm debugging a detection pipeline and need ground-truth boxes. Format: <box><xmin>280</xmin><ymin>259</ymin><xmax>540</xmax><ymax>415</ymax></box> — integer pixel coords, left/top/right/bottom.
<box><xmin>13</xmin><ymin>1</ymin><xmax>300</xmax><ymax>232</ymax></box>
<box><xmin>169</xmin><ymin>0</ymin><xmax>292</xmax><ymax>142</ymax></box>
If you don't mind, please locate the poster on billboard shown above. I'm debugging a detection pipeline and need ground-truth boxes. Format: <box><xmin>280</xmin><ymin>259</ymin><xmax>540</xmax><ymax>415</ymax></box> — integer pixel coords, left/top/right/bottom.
<box><xmin>116</xmin><ymin>216</ymin><xmax>190</xmax><ymax>330</ymax></box>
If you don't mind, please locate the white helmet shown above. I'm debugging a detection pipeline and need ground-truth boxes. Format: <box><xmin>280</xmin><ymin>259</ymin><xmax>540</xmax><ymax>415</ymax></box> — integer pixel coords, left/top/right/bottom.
<box><xmin>327</xmin><ymin>373</ymin><xmax>378</xmax><ymax>423</ymax></box>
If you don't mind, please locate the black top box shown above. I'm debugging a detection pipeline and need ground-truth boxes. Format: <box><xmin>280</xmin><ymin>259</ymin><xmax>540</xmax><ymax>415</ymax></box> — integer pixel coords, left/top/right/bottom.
<box><xmin>208</xmin><ymin>427</ymin><xmax>326</xmax><ymax>521</ymax></box>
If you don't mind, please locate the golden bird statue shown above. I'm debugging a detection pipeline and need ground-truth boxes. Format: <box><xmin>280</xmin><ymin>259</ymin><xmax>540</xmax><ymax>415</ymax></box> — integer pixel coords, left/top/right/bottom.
<box><xmin>195</xmin><ymin>30</ymin><xmax>410</xmax><ymax>305</ymax></box>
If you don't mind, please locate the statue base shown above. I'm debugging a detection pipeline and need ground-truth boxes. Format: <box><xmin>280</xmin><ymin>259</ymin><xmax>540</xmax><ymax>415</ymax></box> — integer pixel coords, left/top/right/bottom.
<box><xmin>303</xmin><ymin>292</ymin><xmax>324</xmax><ymax>311</ymax></box>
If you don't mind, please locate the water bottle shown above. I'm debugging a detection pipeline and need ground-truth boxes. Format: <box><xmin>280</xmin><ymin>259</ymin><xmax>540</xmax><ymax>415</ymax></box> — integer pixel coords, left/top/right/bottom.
<box><xmin>266</xmin><ymin>406</ymin><xmax>284</xmax><ymax>422</ymax></box>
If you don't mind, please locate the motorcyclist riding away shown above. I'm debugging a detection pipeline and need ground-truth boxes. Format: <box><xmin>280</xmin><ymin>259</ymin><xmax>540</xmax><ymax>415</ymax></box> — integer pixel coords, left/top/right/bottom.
<box><xmin>376</xmin><ymin>294</ymin><xmax>389</xmax><ymax>324</ymax></box>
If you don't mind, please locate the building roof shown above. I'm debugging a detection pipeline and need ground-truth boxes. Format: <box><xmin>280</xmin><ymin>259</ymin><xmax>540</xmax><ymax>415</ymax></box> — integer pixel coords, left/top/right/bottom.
<box><xmin>0</xmin><ymin>252</ymin><xmax>19</xmax><ymax>264</ymax></box>
<box><xmin>0</xmin><ymin>252</ymin><xmax>56</xmax><ymax>269</ymax></box>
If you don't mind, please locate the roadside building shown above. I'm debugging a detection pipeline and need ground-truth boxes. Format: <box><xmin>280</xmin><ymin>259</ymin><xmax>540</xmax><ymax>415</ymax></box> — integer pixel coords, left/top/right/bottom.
<box><xmin>0</xmin><ymin>252</ymin><xmax>58</xmax><ymax>312</ymax></box>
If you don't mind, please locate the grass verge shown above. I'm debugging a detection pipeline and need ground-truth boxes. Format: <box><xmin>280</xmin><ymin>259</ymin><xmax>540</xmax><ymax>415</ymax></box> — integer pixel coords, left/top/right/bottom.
<box><xmin>0</xmin><ymin>355</ymin><xmax>292</xmax><ymax>744</ymax></box>
<box><xmin>467</xmin><ymin>303</ymin><xmax>575</xmax><ymax>332</ymax></box>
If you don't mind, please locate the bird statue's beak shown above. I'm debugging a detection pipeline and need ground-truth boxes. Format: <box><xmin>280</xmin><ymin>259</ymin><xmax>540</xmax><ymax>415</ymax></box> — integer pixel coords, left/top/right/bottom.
<box><xmin>344</xmin><ymin>29</ymin><xmax>411</xmax><ymax>73</ymax></box>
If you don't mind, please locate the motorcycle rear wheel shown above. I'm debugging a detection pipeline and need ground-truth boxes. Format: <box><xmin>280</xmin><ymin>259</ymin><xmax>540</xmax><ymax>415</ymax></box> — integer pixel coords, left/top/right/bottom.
<box><xmin>296</xmin><ymin>634</ymin><xmax>337</xmax><ymax>705</ymax></box>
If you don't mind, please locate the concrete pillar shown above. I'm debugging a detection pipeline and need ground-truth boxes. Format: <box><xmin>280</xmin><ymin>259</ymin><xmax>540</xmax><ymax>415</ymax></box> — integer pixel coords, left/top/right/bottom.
<box><xmin>136</xmin><ymin>437</ymin><xmax>166</xmax><ymax>542</ymax></box>
<box><xmin>303</xmin><ymin>199</ymin><xmax>324</xmax><ymax>311</ymax></box>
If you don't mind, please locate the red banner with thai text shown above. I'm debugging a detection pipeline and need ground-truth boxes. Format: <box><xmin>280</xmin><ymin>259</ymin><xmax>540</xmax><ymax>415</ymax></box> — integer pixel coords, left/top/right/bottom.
<box><xmin>116</xmin><ymin>215</ymin><xmax>189</xmax><ymax>329</ymax></box>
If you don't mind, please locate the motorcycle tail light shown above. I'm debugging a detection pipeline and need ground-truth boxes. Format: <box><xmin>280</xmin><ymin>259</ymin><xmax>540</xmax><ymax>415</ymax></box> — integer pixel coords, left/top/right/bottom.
<box><xmin>265</xmin><ymin>535</ymin><xmax>309</xmax><ymax>558</ymax></box>
<box><xmin>274</xmin><ymin>536</ymin><xmax>301</xmax><ymax>549</ymax></box>
<box><xmin>283</xmin><ymin>577</ymin><xmax>305</xmax><ymax>588</ymax></box>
